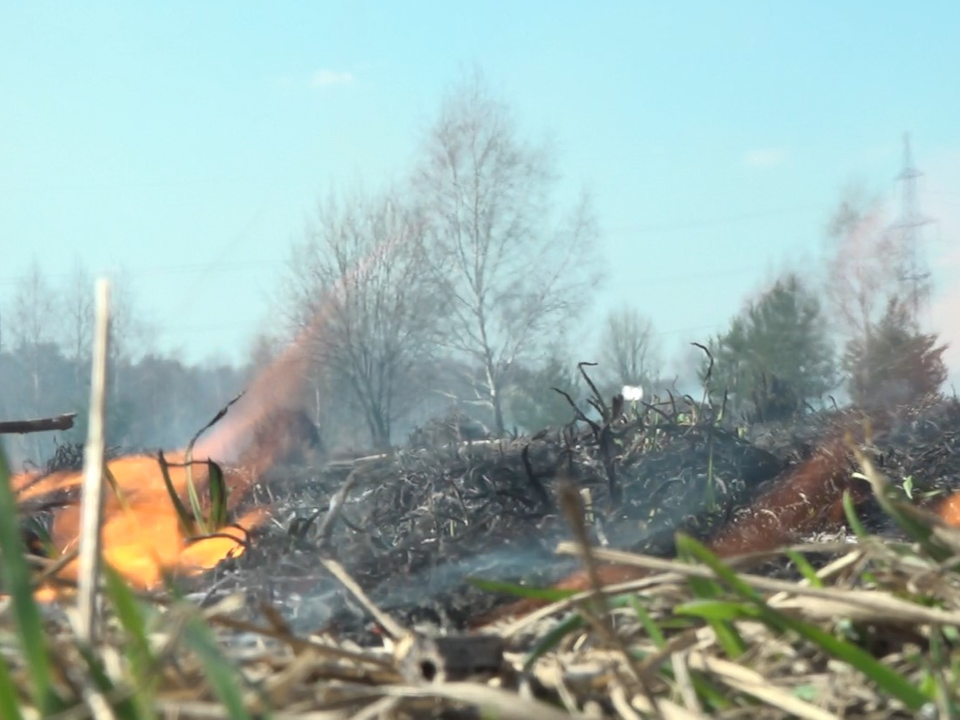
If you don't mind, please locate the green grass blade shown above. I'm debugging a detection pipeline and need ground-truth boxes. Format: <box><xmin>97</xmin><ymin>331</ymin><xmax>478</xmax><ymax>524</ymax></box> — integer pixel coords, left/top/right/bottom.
<box><xmin>685</xmin><ymin>671</ymin><xmax>735</xmax><ymax>712</ymax></box>
<box><xmin>0</xmin><ymin>450</ymin><xmax>57</xmax><ymax>714</ymax></box>
<box><xmin>675</xmin><ymin>533</ymin><xmax>931</xmax><ymax>711</ymax></box>
<box><xmin>674</xmin><ymin>599</ymin><xmax>753</xmax><ymax>658</ymax></box>
<box><xmin>628</xmin><ymin>646</ymin><xmax>733</xmax><ymax>712</ymax></box>
<box><xmin>0</xmin><ymin>656</ymin><xmax>25</xmax><ymax>720</ymax></box>
<box><xmin>75</xmin><ymin>643</ymin><xmax>141</xmax><ymax>717</ymax></box>
<box><xmin>707</xmin><ymin>617</ymin><xmax>748</xmax><ymax>658</ymax></box>
<box><xmin>785</xmin><ymin>550</ymin><xmax>823</xmax><ymax>588</ymax></box>
<box><xmin>157</xmin><ymin>451</ymin><xmax>195</xmax><ymax>535</ymax></box>
<box><xmin>675</xmin><ymin>599</ymin><xmax>761</xmax><ymax>623</ymax></box>
<box><xmin>104</xmin><ymin>565</ymin><xmax>158</xmax><ymax>718</ymax></box>
<box><xmin>842</xmin><ymin>489</ymin><xmax>869</xmax><ymax>539</ymax></box>
<box><xmin>184</xmin><ymin>461</ymin><xmax>208</xmax><ymax>536</ymax></box>
<box><xmin>679</xmin><ymin>550</ymin><xmax>747</xmax><ymax>658</ymax></box>
<box><xmin>206</xmin><ymin>460</ymin><xmax>228</xmax><ymax>530</ymax></box>
<box><xmin>627</xmin><ymin>595</ymin><xmax>666</xmax><ymax>649</ymax></box>
<box><xmin>523</xmin><ymin>613</ymin><xmax>585</xmax><ymax>671</ymax></box>
<box><xmin>182</xmin><ymin>615</ymin><xmax>252</xmax><ymax>720</ymax></box>
<box><xmin>520</xmin><ymin>593</ymin><xmax>668</xmax><ymax>671</ymax></box>
<box><xmin>468</xmin><ymin>577</ymin><xmax>578</xmax><ymax>603</ymax></box>
<box><xmin>853</xmin><ymin>463</ymin><xmax>953</xmax><ymax>563</ymax></box>
<box><xmin>104</xmin><ymin>566</ymin><xmax>153</xmax><ymax>670</ymax></box>
<box><xmin>684</xmin><ymin>571</ymin><xmax>724</xmax><ymax>602</ymax></box>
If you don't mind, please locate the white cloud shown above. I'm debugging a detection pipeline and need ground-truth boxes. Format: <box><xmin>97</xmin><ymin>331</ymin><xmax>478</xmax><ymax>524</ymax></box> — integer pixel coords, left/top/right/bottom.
<box><xmin>743</xmin><ymin>147</ymin><xmax>787</xmax><ymax>168</ymax></box>
<box><xmin>311</xmin><ymin>69</ymin><xmax>355</xmax><ymax>89</ymax></box>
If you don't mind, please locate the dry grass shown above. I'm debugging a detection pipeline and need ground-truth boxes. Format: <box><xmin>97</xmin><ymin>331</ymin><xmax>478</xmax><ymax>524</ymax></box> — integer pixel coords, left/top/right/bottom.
<box><xmin>4</xmin><ymin>464</ymin><xmax>960</xmax><ymax>719</ymax></box>
<box><xmin>3</xmin><ymin>285</ymin><xmax>958</xmax><ymax>718</ymax></box>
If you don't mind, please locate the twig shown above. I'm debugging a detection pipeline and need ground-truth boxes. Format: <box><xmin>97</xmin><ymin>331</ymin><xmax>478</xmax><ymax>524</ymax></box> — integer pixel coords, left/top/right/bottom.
<box><xmin>557</xmin><ymin>482</ymin><xmax>656</xmax><ymax>704</ymax></box>
<box><xmin>189</xmin><ymin>392</ymin><xmax>246</xmax><ymax>451</ymax></box>
<box><xmin>0</xmin><ymin>413</ymin><xmax>77</xmax><ymax>435</ymax></box>
<box><xmin>520</xmin><ymin>445</ymin><xmax>551</xmax><ymax>508</ymax></box>
<box><xmin>76</xmin><ymin>279</ymin><xmax>111</xmax><ymax>644</ymax></box>
<box><xmin>557</xmin><ymin>482</ymin><xmax>608</xmax><ymax>621</ymax></box>
<box><xmin>691</xmin><ymin>342</ymin><xmax>713</xmax><ymax>414</ymax></box>
<box><xmin>182</xmin><ymin>392</ymin><xmax>246</xmax><ymax>534</ymax></box>
<box><xmin>319</xmin><ymin>556</ymin><xmax>407</xmax><ymax>641</ymax></box>
<box><xmin>315</xmin><ymin>469</ymin><xmax>361</xmax><ymax>551</ymax></box>
<box><xmin>598</xmin><ymin>422</ymin><xmax>620</xmax><ymax>505</ymax></box>
<box><xmin>552</xmin><ymin>387</ymin><xmax>599</xmax><ymax>434</ymax></box>
<box><xmin>577</xmin><ymin>361</ymin><xmax>608</xmax><ymax>421</ymax></box>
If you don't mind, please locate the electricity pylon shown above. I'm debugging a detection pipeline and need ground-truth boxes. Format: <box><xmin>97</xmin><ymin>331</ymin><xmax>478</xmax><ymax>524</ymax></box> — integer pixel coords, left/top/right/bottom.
<box><xmin>893</xmin><ymin>133</ymin><xmax>932</xmax><ymax>322</ymax></box>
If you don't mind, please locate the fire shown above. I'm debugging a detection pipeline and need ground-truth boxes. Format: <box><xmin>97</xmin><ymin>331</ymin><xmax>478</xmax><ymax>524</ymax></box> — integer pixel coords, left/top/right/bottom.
<box><xmin>7</xmin><ymin>240</ymin><xmax>399</xmax><ymax>598</ymax></box>
<box><xmin>13</xmin><ymin>452</ymin><xmax>268</xmax><ymax>594</ymax></box>
<box><xmin>10</xmin><ymin>338</ymin><xmax>326</xmax><ymax>595</ymax></box>
<box><xmin>934</xmin><ymin>493</ymin><xmax>960</xmax><ymax>527</ymax></box>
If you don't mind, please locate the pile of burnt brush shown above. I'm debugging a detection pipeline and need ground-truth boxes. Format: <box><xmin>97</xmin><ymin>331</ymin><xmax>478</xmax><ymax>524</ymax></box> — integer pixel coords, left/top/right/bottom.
<box><xmin>186</xmin><ymin>365</ymin><xmax>960</xmax><ymax>641</ymax></box>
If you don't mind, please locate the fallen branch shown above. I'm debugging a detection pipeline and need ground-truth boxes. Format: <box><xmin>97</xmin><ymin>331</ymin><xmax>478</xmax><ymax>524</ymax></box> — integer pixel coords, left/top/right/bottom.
<box><xmin>0</xmin><ymin>413</ymin><xmax>77</xmax><ymax>435</ymax></box>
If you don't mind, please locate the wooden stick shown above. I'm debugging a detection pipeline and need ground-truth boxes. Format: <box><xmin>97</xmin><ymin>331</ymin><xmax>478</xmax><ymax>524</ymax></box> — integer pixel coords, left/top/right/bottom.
<box><xmin>77</xmin><ymin>279</ymin><xmax>111</xmax><ymax>644</ymax></box>
<box><xmin>0</xmin><ymin>413</ymin><xmax>77</xmax><ymax>435</ymax></box>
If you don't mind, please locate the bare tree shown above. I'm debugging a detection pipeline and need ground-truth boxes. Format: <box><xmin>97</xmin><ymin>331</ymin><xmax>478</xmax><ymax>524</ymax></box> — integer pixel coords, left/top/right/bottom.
<box><xmin>6</xmin><ymin>260</ymin><xmax>61</xmax><ymax>459</ymax></box>
<box><xmin>284</xmin><ymin>188</ymin><xmax>441</xmax><ymax>449</ymax></box>
<box><xmin>10</xmin><ymin>259</ymin><xmax>58</xmax><ymax>356</ymax></box>
<box><xmin>9</xmin><ymin>260</ymin><xmax>58</xmax><ymax>405</ymax></box>
<box><xmin>60</xmin><ymin>258</ymin><xmax>94</xmax><ymax>392</ymax></box>
<box><xmin>109</xmin><ymin>274</ymin><xmax>150</xmax><ymax>363</ymax></box>
<box><xmin>414</xmin><ymin>70</ymin><xmax>600</xmax><ymax>435</ymax></box>
<box><xmin>597</xmin><ymin>308</ymin><xmax>662</xmax><ymax>392</ymax></box>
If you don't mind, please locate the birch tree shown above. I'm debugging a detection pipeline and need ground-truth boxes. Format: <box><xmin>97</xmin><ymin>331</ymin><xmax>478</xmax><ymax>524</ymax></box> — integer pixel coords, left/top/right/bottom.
<box><xmin>415</xmin><ymin>71</ymin><xmax>600</xmax><ymax>435</ymax></box>
<box><xmin>597</xmin><ymin>308</ymin><xmax>662</xmax><ymax>393</ymax></box>
<box><xmin>284</xmin><ymin>188</ymin><xmax>441</xmax><ymax>449</ymax></box>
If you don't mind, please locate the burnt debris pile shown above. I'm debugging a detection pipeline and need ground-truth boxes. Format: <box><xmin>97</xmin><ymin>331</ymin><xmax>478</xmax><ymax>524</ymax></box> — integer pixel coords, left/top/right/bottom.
<box><xmin>192</xmin><ymin>389</ymin><xmax>960</xmax><ymax>637</ymax></box>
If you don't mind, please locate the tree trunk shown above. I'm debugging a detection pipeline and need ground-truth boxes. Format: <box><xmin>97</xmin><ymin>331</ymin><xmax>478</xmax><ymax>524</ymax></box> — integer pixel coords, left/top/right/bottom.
<box><xmin>491</xmin><ymin>395</ymin><xmax>505</xmax><ymax>438</ymax></box>
<box><xmin>485</xmin><ymin>365</ymin><xmax>505</xmax><ymax>437</ymax></box>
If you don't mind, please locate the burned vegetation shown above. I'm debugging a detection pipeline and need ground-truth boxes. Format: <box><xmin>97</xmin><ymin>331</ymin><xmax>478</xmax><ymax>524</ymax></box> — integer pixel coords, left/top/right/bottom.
<box><xmin>9</xmin><ymin>369</ymin><xmax>960</xmax><ymax>718</ymax></box>
<box><xmin>192</xmin><ymin>373</ymin><xmax>960</xmax><ymax>641</ymax></box>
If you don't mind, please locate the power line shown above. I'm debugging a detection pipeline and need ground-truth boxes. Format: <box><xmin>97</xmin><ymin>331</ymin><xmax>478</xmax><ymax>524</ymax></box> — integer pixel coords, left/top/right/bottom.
<box><xmin>0</xmin><ymin>202</ymin><xmax>821</xmax><ymax>289</ymax></box>
<box><xmin>653</xmin><ymin>323</ymin><xmax>724</xmax><ymax>337</ymax></box>
<box><xmin>0</xmin><ymin>258</ymin><xmax>283</xmax><ymax>288</ymax></box>
<box><xmin>605</xmin><ymin>204</ymin><xmax>824</xmax><ymax>235</ymax></box>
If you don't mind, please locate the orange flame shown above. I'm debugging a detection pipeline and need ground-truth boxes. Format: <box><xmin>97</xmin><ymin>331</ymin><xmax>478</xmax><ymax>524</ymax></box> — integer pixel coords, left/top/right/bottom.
<box><xmin>11</xmin><ymin>328</ymin><xmax>327</xmax><ymax>594</ymax></box>
<box><xmin>13</xmin><ymin>453</ymin><xmax>268</xmax><ymax>593</ymax></box>
<box><xmin>8</xmin><ymin>236</ymin><xmax>409</xmax><ymax>597</ymax></box>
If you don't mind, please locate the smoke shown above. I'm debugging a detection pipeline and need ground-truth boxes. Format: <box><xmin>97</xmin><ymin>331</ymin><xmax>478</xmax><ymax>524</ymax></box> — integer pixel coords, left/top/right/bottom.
<box><xmin>922</xmin><ymin>149</ymin><xmax>960</xmax><ymax>387</ymax></box>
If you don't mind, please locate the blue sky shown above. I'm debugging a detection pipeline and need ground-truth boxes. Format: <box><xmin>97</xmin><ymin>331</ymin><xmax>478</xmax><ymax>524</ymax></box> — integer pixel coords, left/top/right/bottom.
<box><xmin>2</xmin><ymin>2</ymin><xmax>959</xmax><ymax>378</ymax></box>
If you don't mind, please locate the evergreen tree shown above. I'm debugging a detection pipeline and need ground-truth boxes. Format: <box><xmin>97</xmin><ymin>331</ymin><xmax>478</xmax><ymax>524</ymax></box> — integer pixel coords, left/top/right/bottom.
<box><xmin>706</xmin><ymin>273</ymin><xmax>836</xmax><ymax>417</ymax></box>
<box><xmin>843</xmin><ymin>296</ymin><xmax>947</xmax><ymax>407</ymax></box>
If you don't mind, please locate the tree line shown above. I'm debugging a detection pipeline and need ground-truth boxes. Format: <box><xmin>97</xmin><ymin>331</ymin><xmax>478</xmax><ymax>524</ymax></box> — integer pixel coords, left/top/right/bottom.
<box><xmin>2</xmin><ymin>72</ymin><xmax>948</xmax><ymax>466</ymax></box>
<box><xmin>274</xmin><ymin>71</ymin><xmax>949</xmax><ymax>447</ymax></box>
<box><xmin>0</xmin><ymin>260</ymin><xmax>248</xmax><ymax>468</ymax></box>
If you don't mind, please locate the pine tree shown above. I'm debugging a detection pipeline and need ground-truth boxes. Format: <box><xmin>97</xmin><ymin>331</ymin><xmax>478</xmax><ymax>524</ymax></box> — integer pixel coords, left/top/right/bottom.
<box><xmin>706</xmin><ymin>273</ymin><xmax>836</xmax><ymax>418</ymax></box>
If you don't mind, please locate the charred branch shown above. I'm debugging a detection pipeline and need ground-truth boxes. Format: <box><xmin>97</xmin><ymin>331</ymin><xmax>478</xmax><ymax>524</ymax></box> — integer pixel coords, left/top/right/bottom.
<box><xmin>0</xmin><ymin>413</ymin><xmax>76</xmax><ymax>435</ymax></box>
